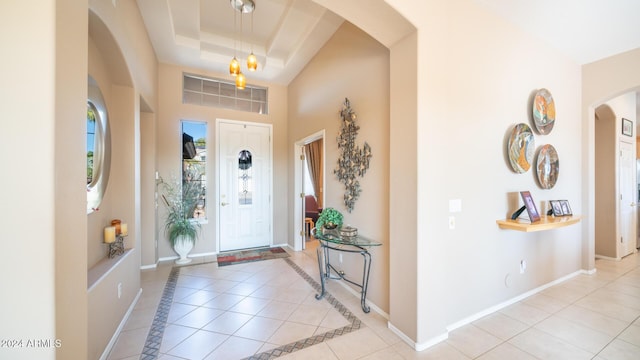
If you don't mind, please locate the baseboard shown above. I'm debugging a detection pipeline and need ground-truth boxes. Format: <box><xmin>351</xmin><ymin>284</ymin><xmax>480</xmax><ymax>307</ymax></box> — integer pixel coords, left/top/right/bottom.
<box><xmin>159</xmin><ymin>251</ymin><xmax>218</xmax><ymax>263</ymax></box>
<box><xmin>415</xmin><ymin>331</ymin><xmax>449</xmax><ymax>351</ymax></box>
<box><xmin>140</xmin><ymin>263</ymin><xmax>157</xmax><ymax>270</ymax></box>
<box><xmin>333</xmin><ymin>280</ymin><xmax>389</xmax><ymax>319</ymax></box>
<box><xmin>285</xmin><ymin>243</ymin><xmax>297</xmax><ymax>252</ymax></box>
<box><xmin>446</xmin><ymin>269</ymin><xmax>582</xmax><ymax>332</ymax></box>
<box><xmin>387</xmin><ymin>321</ymin><xmax>448</xmax><ymax>351</ymax></box>
<box><xmin>595</xmin><ymin>254</ymin><xmax>621</xmax><ymax>261</ymax></box>
<box><xmin>272</xmin><ymin>242</ymin><xmax>289</xmax><ymax>249</ymax></box>
<box><xmin>100</xmin><ymin>288</ymin><xmax>143</xmax><ymax>360</ymax></box>
<box><xmin>388</xmin><ymin>269</ymin><xmax>583</xmax><ymax>352</ymax></box>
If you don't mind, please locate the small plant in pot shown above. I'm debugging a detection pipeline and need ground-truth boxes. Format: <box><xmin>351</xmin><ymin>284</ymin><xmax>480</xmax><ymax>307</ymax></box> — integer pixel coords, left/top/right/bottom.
<box><xmin>316</xmin><ymin>207</ymin><xmax>343</xmax><ymax>232</ymax></box>
<box><xmin>160</xmin><ymin>168</ymin><xmax>203</xmax><ymax>264</ymax></box>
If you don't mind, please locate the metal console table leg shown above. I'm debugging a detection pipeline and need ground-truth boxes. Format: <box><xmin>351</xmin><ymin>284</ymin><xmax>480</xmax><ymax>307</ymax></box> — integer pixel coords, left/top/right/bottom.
<box><xmin>315</xmin><ymin>241</ymin><xmax>373</xmax><ymax>313</ymax></box>
<box><xmin>315</xmin><ymin>245</ymin><xmax>327</xmax><ymax>301</ymax></box>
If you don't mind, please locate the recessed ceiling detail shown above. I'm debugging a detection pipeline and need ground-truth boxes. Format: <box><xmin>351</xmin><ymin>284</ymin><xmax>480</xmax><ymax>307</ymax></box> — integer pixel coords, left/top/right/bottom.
<box><xmin>137</xmin><ymin>0</ymin><xmax>344</xmax><ymax>84</ymax></box>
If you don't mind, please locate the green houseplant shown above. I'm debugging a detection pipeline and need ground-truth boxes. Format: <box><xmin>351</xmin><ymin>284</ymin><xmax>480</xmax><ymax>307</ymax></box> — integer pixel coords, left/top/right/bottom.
<box><xmin>316</xmin><ymin>207</ymin><xmax>344</xmax><ymax>230</ymax></box>
<box><xmin>160</xmin><ymin>168</ymin><xmax>203</xmax><ymax>264</ymax></box>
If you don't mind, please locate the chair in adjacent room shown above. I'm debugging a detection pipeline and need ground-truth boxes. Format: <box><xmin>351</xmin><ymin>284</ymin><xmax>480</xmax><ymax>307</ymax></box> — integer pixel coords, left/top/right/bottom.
<box><xmin>305</xmin><ymin>195</ymin><xmax>321</xmax><ymax>235</ymax></box>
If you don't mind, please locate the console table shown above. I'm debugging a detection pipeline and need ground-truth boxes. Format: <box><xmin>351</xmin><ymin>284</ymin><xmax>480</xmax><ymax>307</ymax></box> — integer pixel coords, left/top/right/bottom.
<box><xmin>312</xmin><ymin>229</ymin><xmax>381</xmax><ymax>313</ymax></box>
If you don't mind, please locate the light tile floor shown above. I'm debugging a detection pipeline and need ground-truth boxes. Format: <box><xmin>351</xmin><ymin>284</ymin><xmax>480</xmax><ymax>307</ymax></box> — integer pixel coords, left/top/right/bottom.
<box><xmin>107</xmin><ymin>243</ymin><xmax>640</xmax><ymax>360</ymax></box>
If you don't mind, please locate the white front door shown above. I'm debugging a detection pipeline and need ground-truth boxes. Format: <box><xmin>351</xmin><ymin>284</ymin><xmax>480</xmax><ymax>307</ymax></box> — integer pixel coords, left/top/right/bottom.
<box><xmin>218</xmin><ymin>121</ymin><xmax>272</xmax><ymax>251</ymax></box>
<box><xmin>619</xmin><ymin>140</ymin><xmax>636</xmax><ymax>257</ymax></box>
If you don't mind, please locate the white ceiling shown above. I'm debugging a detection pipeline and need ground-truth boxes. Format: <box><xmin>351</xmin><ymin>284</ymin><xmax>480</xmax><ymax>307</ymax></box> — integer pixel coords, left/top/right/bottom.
<box><xmin>136</xmin><ymin>0</ymin><xmax>640</xmax><ymax>85</ymax></box>
<box><xmin>136</xmin><ymin>0</ymin><xmax>344</xmax><ymax>85</ymax></box>
<box><xmin>474</xmin><ymin>0</ymin><xmax>640</xmax><ymax>64</ymax></box>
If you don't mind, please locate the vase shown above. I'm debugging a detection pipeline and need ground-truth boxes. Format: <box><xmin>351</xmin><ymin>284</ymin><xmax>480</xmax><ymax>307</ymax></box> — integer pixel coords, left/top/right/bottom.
<box><xmin>173</xmin><ymin>235</ymin><xmax>194</xmax><ymax>264</ymax></box>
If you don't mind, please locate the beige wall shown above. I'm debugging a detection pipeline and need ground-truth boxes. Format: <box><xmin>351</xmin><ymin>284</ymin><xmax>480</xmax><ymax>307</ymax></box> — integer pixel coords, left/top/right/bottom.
<box><xmin>1</xmin><ymin>1</ymin><xmax>85</xmax><ymax>359</ymax></box>
<box><xmin>154</xmin><ymin>64</ymin><xmax>288</xmax><ymax>261</ymax></box>
<box><xmin>595</xmin><ymin>105</ymin><xmax>617</xmax><ymax>258</ymax></box>
<box><xmin>141</xmin><ymin>111</ymin><xmax>158</xmax><ymax>266</ymax></box>
<box><xmin>382</xmin><ymin>0</ymin><xmax>584</xmax><ymax>346</ymax></box>
<box><xmin>288</xmin><ymin>22</ymin><xmax>391</xmax><ymax>310</ymax></box>
<box><xmin>389</xmin><ymin>31</ymin><xmax>419</xmax><ymax>340</ymax></box>
<box><xmin>1</xmin><ymin>0</ymin><xmax>95</xmax><ymax>358</ymax></box>
<box><xmin>85</xmin><ymin>1</ymin><xmax>157</xmax><ymax>357</ymax></box>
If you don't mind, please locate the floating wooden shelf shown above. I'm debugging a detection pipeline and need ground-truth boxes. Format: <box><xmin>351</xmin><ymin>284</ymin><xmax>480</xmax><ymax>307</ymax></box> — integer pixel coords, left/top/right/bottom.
<box><xmin>496</xmin><ymin>215</ymin><xmax>581</xmax><ymax>232</ymax></box>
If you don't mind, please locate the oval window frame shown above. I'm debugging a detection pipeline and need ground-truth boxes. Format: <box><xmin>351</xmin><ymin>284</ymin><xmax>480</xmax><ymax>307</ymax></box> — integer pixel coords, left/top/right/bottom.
<box><xmin>87</xmin><ymin>76</ymin><xmax>112</xmax><ymax>214</ymax></box>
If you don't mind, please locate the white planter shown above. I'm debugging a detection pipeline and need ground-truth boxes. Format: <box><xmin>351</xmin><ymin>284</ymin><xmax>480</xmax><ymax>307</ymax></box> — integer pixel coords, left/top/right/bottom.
<box><xmin>173</xmin><ymin>235</ymin><xmax>194</xmax><ymax>264</ymax></box>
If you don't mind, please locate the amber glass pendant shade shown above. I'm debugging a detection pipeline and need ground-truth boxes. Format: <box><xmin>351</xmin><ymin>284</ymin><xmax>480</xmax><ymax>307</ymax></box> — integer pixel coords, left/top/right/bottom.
<box><xmin>247</xmin><ymin>53</ymin><xmax>258</xmax><ymax>71</ymax></box>
<box><xmin>229</xmin><ymin>57</ymin><xmax>240</xmax><ymax>76</ymax></box>
<box><xmin>236</xmin><ymin>72</ymin><xmax>246</xmax><ymax>89</ymax></box>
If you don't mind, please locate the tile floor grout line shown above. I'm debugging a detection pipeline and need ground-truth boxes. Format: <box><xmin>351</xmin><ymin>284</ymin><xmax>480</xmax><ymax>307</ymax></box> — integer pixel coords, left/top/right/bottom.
<box><xmin>468</xmin><ymin>268</ymin><xmax>639</xmax><ymax>360</ymax></box>
<box><xmin>137</xmin><ymin>256</ymin><xmax>366</xmax><ymax>360</ymax></box>
<box><xmin>591</xmin><ymin>314</ymin><xmax>640</xmax><ymax>359</ymax></box>
<box><xmin>242</xmin><ymin>258</ymin><xmax>364</xmax><ymax>359</ymax></box>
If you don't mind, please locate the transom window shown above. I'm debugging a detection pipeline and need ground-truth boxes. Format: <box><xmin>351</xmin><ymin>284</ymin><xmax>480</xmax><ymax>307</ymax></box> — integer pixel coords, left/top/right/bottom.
<box><xmin>182</xmin><ymin>73</ymin><xmax>268</xmax><ymax>114</ymax></box>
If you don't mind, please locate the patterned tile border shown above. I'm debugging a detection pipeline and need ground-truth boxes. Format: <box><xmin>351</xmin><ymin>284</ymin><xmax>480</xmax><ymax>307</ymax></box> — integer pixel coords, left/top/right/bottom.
<box><xmin>139</xmin><ymin>257</ymin><xmax>364</xmax><ymax>360</ymax></box>
<box><xmin>244</xmin><ymin>258</ymin><xmax>363</xmax><ymax>359</ymax></box>
<box><xmin>139</xmin><ymin>266</ymin><xmax>181</xmax><ymax>360</ymax></box>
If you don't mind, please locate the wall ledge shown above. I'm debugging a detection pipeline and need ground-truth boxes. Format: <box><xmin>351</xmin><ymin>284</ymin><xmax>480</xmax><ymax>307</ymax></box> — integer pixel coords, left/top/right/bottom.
<box><xmin>88</xmin><ymin>249</ymin><xmax>134</xmax><ymax>291</ymax></box>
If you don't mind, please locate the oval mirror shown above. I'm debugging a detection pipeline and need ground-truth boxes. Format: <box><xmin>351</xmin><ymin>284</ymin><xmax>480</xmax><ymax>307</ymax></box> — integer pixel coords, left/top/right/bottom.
<box><xmin>87</xmin><ymin>76</ymin><xmax>111</xmax><ymax>213</ymax></box>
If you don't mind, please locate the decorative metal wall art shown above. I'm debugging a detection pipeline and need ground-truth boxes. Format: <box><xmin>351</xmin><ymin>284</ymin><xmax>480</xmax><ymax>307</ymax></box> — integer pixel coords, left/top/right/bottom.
<box><xmin>334</xmin><ymin>98</ymin><xmax>372</xmax><ymax>213</ymax></box>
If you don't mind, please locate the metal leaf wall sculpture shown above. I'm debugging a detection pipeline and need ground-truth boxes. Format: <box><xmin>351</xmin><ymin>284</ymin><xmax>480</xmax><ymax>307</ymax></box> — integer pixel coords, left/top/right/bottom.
<box><xmin>334</xmin><ymin>98</ymin><xmax>372</xmax><ymax>213</ymax></box>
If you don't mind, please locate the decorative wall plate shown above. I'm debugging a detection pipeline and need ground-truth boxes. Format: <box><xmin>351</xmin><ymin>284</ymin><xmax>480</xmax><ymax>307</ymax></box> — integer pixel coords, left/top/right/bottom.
<box><xmin>536</xmin><ymin>144</ymin><xmax>559</xmax><ymax>189</ymax></box>
<box><xmin>532</xmin><ymin>88</ymin><xmax>555</xmax><ymax>134</ymax></box>
<box><xmin>508</xmin><ymin>123</ymin><xmax>535</xmax><ymax>173</ymax></box>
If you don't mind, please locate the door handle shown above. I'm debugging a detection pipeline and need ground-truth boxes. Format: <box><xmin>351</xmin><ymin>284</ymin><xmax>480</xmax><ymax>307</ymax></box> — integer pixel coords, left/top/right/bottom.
<box><xmin>631</xmin><ymin>202</ymin><xmax>637</xmax><ymax>207</ymax></box>
<box><xmin>221</xmin><ymin>202</ymin><xmax>230</xmax><ymax>206</ymax></box>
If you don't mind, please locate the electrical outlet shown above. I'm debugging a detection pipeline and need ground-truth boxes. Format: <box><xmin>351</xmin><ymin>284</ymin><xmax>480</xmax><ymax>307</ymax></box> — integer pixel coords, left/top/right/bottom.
<box><xmin>339</xmin><ymin>253</ymin><xmax>343</xmax><ymax>263</ymax></box>
<box><xmin>117</xmin><ymin>283</ymin><xmax>122</xmax><ymax>299</ymax></box>
<box><xmin>520</xmin><ymin>260</ymin><xmax>527</xmax><ymax>274</ymax></box>
<box><xmin>449</xmin><ymin>216</ymin><xmax>455</xmax><ymax>230</ymax></box>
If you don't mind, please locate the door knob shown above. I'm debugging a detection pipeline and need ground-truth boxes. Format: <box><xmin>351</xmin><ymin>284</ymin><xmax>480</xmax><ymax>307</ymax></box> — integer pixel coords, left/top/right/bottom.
<box><xmin>631</xmin><ymin>202</ymin><xmax>637</xmax><ymax>207</ymax></box>
<box><xmin>221</xmin><ymin>202</ymin><xmax>230</xmax><ymax>206</ymax></box>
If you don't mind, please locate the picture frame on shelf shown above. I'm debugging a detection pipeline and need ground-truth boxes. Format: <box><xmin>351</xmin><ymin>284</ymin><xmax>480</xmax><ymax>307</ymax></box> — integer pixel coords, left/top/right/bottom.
<box><xmin>622</xmin><ymin>118</ymin><xmax>633</xmax><ymax>137</ymax></box>
<box><xmin>520</xmin><ymin>191</ymin><xmax>541</xmax><ymax>222</ymax></box>
<box><xmin>550</xmin><ymin>200</ymin><xmax>563</xmax><ymax>216</ymax></box>
<box><xmin>559</xmin><ymin>200</ymin><xmax>572</xmax><ymax>215</ymax></box>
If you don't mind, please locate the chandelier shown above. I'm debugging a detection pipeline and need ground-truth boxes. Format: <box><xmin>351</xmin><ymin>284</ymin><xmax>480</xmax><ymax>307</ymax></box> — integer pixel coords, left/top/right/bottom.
<box><xmin>229</xmin><ymin>0</ymin><xmax>257</xmax><ymax>89</ymax></box>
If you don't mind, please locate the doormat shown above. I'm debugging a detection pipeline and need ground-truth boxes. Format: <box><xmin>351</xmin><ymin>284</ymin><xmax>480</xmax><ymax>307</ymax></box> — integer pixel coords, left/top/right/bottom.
<box><xmin>216</xmin><ymin>246</ymin><xmax>290</xmax><ymax>267</ymax></box>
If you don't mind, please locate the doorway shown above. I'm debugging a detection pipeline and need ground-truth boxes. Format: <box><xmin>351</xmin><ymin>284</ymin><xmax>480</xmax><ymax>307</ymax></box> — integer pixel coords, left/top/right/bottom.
<box><xmin>217</xmin><ymin>120</ymin><xmax>273</xmax><ymax>251</ymax></box>
<box><xmin>294</xmin><ymin>130</ymin><xmax>325</xmax><ymax>251</ymax></box>
<box><xmin>594</xmin><ymin>104</ymin><xmax>637</xmax><ymax>259</ymax></box>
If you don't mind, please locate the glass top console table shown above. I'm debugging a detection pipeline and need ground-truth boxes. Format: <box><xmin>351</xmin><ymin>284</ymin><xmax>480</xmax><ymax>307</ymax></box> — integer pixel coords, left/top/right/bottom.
<box><xmin>312</xmin><ymin>229</ymin><xmax>382</xmax><ymax>313</ymax></box>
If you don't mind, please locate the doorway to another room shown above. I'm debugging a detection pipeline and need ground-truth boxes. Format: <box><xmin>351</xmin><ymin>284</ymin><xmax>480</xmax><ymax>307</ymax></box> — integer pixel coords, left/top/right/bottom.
<box><xmin>294</xmin><ymin>131</ymin><xmax>325</xmax><ymax>250</ymax></box>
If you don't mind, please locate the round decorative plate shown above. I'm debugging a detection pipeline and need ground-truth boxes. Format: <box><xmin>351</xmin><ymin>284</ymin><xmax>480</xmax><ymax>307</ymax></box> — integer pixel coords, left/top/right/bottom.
<box><xmin>532</xmin><ymin>88</ymin><xmax>555</xmax><ymax>134</ymax></box>
<box><xmin>536</xmin><ymin>144</ymin><xmax>559</xmax><ymax>189</ymax></box>
<box><xmin>508</xmin><ymin>123</ymin><xmax>535</xmax><ymax>173</ymax></box>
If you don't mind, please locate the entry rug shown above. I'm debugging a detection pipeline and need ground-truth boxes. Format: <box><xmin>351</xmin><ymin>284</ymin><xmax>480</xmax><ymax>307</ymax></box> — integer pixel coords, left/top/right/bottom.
<box><xmin>217</xmin><ymin>246</ymin><xmax>290</xmax><ymax>266</ymax></box>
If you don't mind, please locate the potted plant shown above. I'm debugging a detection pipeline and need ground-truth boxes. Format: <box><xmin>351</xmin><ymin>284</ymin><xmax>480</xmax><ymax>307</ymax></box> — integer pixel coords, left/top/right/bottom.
<box><xmin>316</xmin><ymin>207</ymin><xmax>344</xmax><ymax>231</ymax></box>
<box><xmin>160</xmin><ymin>168</ymin><xmax>203</xmax><ymax>264</ymax></box>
